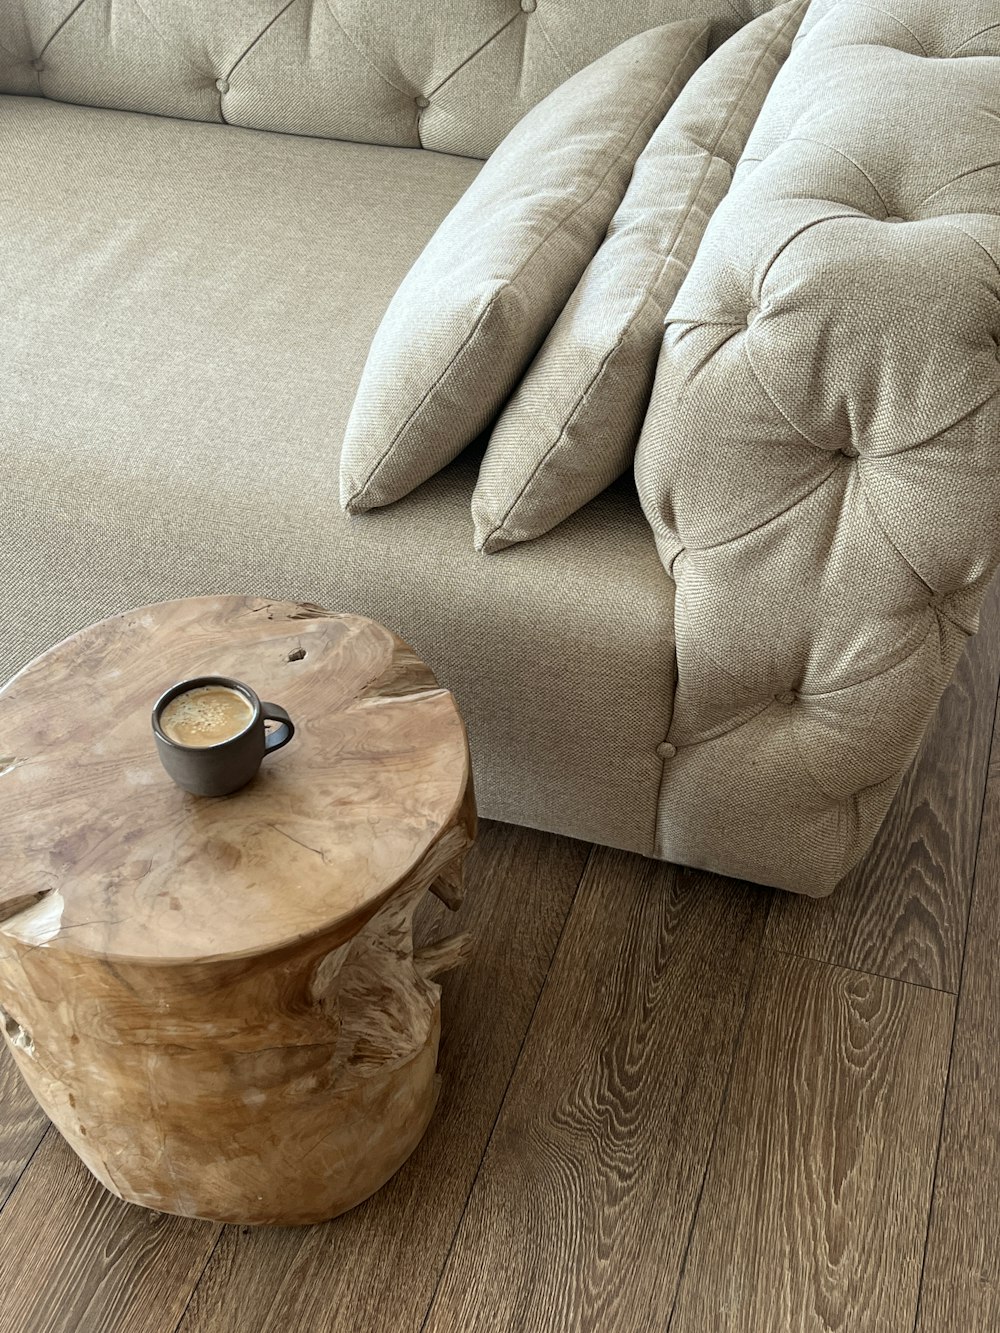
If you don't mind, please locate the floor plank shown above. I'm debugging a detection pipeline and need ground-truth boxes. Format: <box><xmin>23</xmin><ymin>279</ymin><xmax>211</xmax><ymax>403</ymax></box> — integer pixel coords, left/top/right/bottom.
<box><xmin>423</xmin><ymin>851</ymin><xmax>770</xmax><ymax>1333</ymax></box>
<box><xmin>0</xmin><ymin>1132</ymin><xmax>218</xmax><ymax>1333</ymax></box>
<box><xmin>914</xmin><ymin>748</ymin><xmax>1000</xmax><ymax>1332</ymax></box>
<box><xmin>0</xmin><ymin>1043</ymin><xmax>47</xmax><ymax>1212</ymax></box>
<box><xmin>178</xmin><ymin>821</ymin><xmax>587</xmax><ymax>1333</ymax></box>
<box><xmin>766</xmin><ymin>576</ymin><xmax>1000</xmax><ymax>991</ymax></box>
<box><xmin>670</xmin><ymin>952</ymin><xmax>953</xmax><ymax>1333</ymax></box>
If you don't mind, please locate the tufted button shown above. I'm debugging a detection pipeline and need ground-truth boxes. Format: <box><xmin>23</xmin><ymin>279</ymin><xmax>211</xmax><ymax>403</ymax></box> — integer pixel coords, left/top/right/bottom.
<box><xmin>656</xmin><ymin>742</ymin><xmax>676</xmax><ymax>760</ymax></box>
<box><xmin>216</xmin><ymin>78</ymin><xmax>229</xmax><ymax>94</ymax></box>
<box><xmin>841</xmin><ymin>444</ymin><xmax>859</xmax><ymax>458</ymax></box>
<box><xmin>775</xmin><ymin>690</ymin><xmax>797</xmax><ymax>705</ymax></box>
<box><xmin>746</xmin><ymin>308</ymin><xmax>757</xmax><ymax>326</ymax></box>
<box><xmin>884</xmin><ymin>215</ymin><xmax>905</xmax><ymax>224</ymax></box>
<box><xmin>415</xmin><ymin>95</ymin><xmax>430</xmax><ymax>109</ymax></box>
<box><xmin>521</xmin><ymin>0</ymin><xmax>537</xmax><ymax>10</ymax></box>
<box><xmin>31</xmin><ymin>57</ymin><xmax>44</xmax><ymax>72</ymax></box>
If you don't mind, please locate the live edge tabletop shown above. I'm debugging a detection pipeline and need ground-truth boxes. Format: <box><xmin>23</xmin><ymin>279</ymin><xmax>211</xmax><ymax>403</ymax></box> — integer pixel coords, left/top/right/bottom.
<box><xmin>0</xmin><ymin>596</ymin><xmax>476</xmax><ymax>1225</ymax></box>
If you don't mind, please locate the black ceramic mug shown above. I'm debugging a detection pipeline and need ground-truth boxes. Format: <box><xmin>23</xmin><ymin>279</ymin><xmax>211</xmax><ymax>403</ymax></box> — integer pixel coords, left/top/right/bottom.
<box><xmin>152</xmin><ymin>675</ymin><xmax>295</xmax><ymax>796</ymax></box>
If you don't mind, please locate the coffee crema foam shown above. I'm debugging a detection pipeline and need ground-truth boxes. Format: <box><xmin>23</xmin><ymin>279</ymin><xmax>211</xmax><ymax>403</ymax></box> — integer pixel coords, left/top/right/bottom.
<box><xmin>159</xmin><ymin>685</ymin><xmax>254</xmax><ymax>748</ymax></box>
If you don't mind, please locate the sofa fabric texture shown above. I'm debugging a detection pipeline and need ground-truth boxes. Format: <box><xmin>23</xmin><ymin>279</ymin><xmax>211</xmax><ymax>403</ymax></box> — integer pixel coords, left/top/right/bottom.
<box><xmin>472</xmin><ymin>0</ymin><xmax>807</xmax><ymax>553</ymax></box>
<box><xmin>0</xmin><ymin>0</ymin><xmax>772</xmax><ymax>160</ymax></box>
<box><xmin>3</xmin><ymin>0</ymin><xmax>998</xmax><ymax>899</ymax></box>
<box><xmin>0</xmin><ymin>96</ymin><xmax>678</xmax><ymax>859</ymax></box>
<box><xmin>636</xmin><ymin>0</ymin><xmax>1000</xmax><ymax>892</ymax></box>
<box><xmin>339</xmin><ymin>21</ymin><xmax>709</xmax><ymax>515</ymax></box>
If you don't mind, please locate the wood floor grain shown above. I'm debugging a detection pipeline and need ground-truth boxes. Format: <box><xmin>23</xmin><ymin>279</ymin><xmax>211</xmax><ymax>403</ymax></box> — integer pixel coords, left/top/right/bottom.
<box><xmin>915</xmin><ymin>748</ymin><xmax>1000</xmax><ymax>1332</ymax></box>
<box><xmin>423</xmin><ymin>851</ymin><xmax>770</xmax><ymax>1333</ymax></box>
<box><xmin>766</xmin><ymin>576</ymin><xmax>1000</xmax><ymax>992</ymax></box>
<box><xmin>0</xmin><ymin>1044</ymin><xmax>46</xmax><ymax>1211</ymax></box>
<box><xmin>178</xmin><ymin>822</ymin><xmax>586</xmax><ymax>1333</ymax></box>
<box><xmin>3</xmin><ymin>586</ymin><xmax>1000</xmax><ymax>1332</ymax></box>
<box><xmin>670</xmin><ymin>952</ymin><xmax>954</xmax><ymax>1333</ymax></box>
<box><xmin>0</xmin><ymin>1132</ymin><xmax>217</xmax><ymax>1333</ymax></box>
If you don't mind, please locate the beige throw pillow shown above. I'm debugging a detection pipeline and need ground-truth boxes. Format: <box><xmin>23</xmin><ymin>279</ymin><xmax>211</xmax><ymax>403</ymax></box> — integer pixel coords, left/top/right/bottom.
<box><xmin>339</xmin><ymin>20</ymin><xmax>709</xmax><ymax>515</ymax></box>
<box><xmin>471</xmin><ymin>0</ymin><xmax>807</xmax><ymax>553</ymax></box>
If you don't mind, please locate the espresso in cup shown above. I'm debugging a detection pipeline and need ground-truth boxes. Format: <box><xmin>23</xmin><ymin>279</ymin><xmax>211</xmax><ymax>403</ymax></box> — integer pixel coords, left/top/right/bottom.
<box><xmin>159</xmin><ymin>684</ymin><xmax>255</xmax><ymax>748</ymax></box>
<box><xmin>152</xmin><ymin>675</ymin><xmax>295</xmax><ymax>796</ymax></box>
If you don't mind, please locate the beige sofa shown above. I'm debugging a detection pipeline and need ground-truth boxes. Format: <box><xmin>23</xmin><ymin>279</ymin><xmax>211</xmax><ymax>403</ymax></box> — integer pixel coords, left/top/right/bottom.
<box><xmin>2</xmin><ymin>0</ymin><xmax>998</xmax><ymax>896</ymax></box>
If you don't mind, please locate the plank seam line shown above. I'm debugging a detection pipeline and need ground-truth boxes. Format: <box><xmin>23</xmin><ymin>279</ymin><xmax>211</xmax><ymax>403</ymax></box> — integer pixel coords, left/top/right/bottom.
<box><xmin>766</xmin><ymin>946</ymin><xmax>957</xmax><ymax>996</ymax></box>
<box><xmin>911</xmin><ymin>661</ymin><xmax>1000</xmax><ymax>1331</ymax></box>
<box><xmin>169</xmin><ymin>1221</ymin><xmax>226</xmax><ymax>1333</ymax></box>
<box><xmin>416</xmin><ymin>843</ymin><xmax>596</xmax><ymax>1333</ymax></box>
<box><xmin>665</xmin><ymin>890</ymin><xmax>775</xmax><ymax>1332</ymax></box>
<box><xmin>0</xmin><ymin>1121</ymin><xmax>50</xmax><ymax>1224</ymax></box>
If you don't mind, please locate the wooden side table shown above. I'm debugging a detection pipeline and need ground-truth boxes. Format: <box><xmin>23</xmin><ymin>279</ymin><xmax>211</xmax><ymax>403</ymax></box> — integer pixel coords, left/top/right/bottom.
<box><xmin>0</xmin><ymin>597</ymin><xmax>476</xmax><ymax>1225</ymax></box>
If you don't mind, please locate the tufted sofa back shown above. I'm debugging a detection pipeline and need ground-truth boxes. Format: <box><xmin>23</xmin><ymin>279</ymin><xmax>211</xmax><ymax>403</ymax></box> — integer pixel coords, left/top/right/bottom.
<box><xmin>637</xmin><ymin>0</ymin><xmax>1000</xmax><ymax>892</ymax></box>
<box><xmin>0</xmin><ymin>0</ymin><xmax>775</xmax><ymax>159</ymax></box>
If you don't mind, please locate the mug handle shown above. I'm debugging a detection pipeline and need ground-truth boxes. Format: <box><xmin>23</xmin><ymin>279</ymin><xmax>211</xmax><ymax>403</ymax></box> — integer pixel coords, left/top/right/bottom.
<box><xmin>261</xmin><ymin>702</ymin><xmax>295</xmax><ymax>753</ymax></box>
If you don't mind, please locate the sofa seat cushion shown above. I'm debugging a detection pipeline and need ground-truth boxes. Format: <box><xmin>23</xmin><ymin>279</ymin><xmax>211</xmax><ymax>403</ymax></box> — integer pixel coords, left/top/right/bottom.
<box><xmin>0</xmin><ymin>97</ymin><xmax>677</xmax><ymax>857</ymax></box>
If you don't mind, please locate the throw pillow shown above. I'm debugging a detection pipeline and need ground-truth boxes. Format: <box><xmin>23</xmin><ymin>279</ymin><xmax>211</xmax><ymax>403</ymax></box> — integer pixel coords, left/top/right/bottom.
<box><xmin>471</xmin><ymin>0</ymin><xmax>806</xmax><ymax>552</ymax></box>
<box><xmin>339</xmin><ymin>19</ymin><xmax>709</xmax><ymax>514</ymax></box>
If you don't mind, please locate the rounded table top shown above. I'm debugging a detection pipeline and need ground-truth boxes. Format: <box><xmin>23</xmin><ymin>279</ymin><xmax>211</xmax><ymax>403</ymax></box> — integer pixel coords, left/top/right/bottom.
<box><xmin>0</xmin><ymin>598</ymin><xmax>471</xmax><ymax>965</ymax></box>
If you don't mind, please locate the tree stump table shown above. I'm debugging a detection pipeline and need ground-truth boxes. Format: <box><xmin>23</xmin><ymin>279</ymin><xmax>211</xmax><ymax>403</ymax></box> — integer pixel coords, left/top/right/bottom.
<box><xmin>0</xmin><ymin>597</ymin><xmax>476</xmax><ymax>1225</ymax></box>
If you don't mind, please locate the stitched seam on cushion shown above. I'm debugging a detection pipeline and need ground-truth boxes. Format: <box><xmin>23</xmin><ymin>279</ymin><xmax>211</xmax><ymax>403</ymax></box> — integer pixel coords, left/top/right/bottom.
<box><xmin>798</xmin><ymin>615</ymin><xmax>960</xmax><ymax>702</ymax></box>
<box><xmin>322</xmin><ymin>0</ymin><xmax>411</xmax><ymax>97</ymax></box>
<box><xmin>853</xmin><ymin>464</ymin><xmax>935</xmax><ymax>592</ymax></box>
<box><xmin>651</xmin><ymin>0</ymin><xmax>808</xmax><ymax>260</ymax></box>
<box><xmin>656</xmin><ymin>0</ymin><xmax>809</xmax><ymax>277</ymax></box>
<box><xmin>783</xmin><ymin>136</ymin><xmax>892</xmax><ymax>214</ymax></box>
<box><xmin>684</xmin><ymin>460</ymin><xmax>841</xmax><ymax>553</ymax></box>
<box><xmin>787</xmin><ymin>711</ymin><xmax>846</xmax><ymax>804</ymax></box>
<box><xmin>480</xmin><ymin>331</ymin><xmax>629</xmax><ymax>546</ymax></box>
<box><xmin>532</xmin><ymin>11</ymin><xmax>574</xmax><ymax>79</ymax></box>
<box><xmin>920</xmin><ymin>163</ymin><xmax>1000</xmax><ymax>214</ymax></box>
<box><xmin>130</xmin><ymin>0</ymin><xmax>211</xmax><ymax>80</ymax></box>
<box><xmin>39</xmin><ymin>0</ymin><xmax>88</xmax><ymax>58</ymax></box>
<box><xmin>753</xmin><ymin>209</ymin><xmax>858</xmax><ymax>311</ymax></box>
<box><xmin>940</xmin><ymin>221</ymin><xmax>1000</xmax><ymax>284</ymax></box>
<box><xmin>348</xmin><ymin>289</ymin><xmax>502</xmax><ymax>505</ymax></box>
<box><xmin>859</xmin><ymin>384</ymin><xmax>1000</xmax><ymax>458</ymax></box>
<box><xmin>676</xmin><ymin>587</ymin><xmax>937</xmax><ymax>710</ymax></box>
<box><xmin>670</xmin><ymin>699</ymin><xmax>775</xmax><ymax>747</ymax></box>
<box><xmin>839</xmin><ymin>2</ymin><xmax>929</xmax><ymax>56</ymax></box>
<box><xmin>674</xmin><ymin>586</ymin><xmax>765</xmax><ymax>693</ymax></box>
<box><xmin>350</xmin><ymin>29</ymin><xmax>708</xmax><ymax>505</ymax></box>
<box><xmin>949</xmin><ymin>22</ymin><xmax>1000</xmax><ymax>57</ymax></box>
<box><xmin>228</xmin><ymin>0</ymin><xmax>298</xmax><ymax>81</ymax></box>
<box><xmin>742</xmin><ymin>340</ymin><xmax>827</xmax><ymax>449</ymax></box>
<box><xmin>427</xmin><ymin>10</ymin><xmax>523</xmax><ymax>101</ymax></box>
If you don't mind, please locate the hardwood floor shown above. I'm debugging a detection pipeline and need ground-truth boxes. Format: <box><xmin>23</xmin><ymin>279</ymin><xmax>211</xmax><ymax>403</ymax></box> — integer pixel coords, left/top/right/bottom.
<box><xmin>1</xmin><ymin>599</ymin><xmax>999</xmax><ymax>1332</ymax></box>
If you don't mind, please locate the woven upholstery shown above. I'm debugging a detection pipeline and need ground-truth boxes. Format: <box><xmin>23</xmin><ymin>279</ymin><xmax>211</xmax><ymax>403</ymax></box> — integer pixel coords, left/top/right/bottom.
<box><xmin>0</xmin><ymin>0</ymin><xmax>769</xmax><ymax>159</ymax></box>
<box><xmin>472</xmin><ymin>0</ymin><xmax>806</xmax><ymax>553</ymax></box>
<box><xmin>0</xmin><ymin>96</ymin><xmax>677</xmax><ymax>859</ymax></box>
<box><xmin>636</xmin><ymin>0</ymin><xmax>1000</xmax><ymax>893</ymax></box>
<box><xmin>340</xmin><ymin>21</ymin><xmax>709</xmax><ymax>513</ymax></box>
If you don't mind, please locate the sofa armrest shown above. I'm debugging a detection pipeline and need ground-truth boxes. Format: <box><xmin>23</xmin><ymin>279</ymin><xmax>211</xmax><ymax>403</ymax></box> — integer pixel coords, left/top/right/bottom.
<box><xmin>636</xmin><ymin>0</ymin><xmax>1000</xmax><ymax>894</ymax></box>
